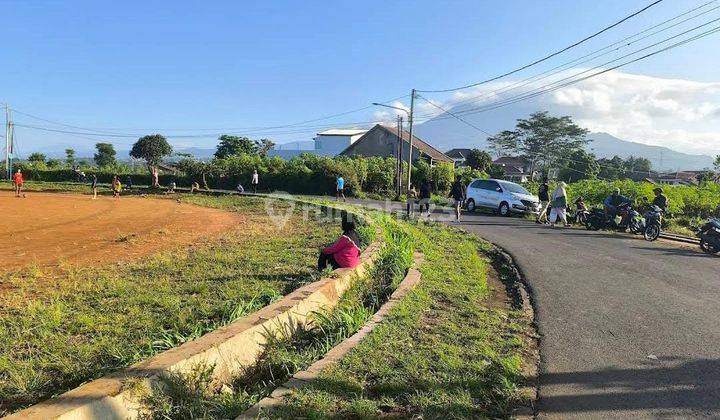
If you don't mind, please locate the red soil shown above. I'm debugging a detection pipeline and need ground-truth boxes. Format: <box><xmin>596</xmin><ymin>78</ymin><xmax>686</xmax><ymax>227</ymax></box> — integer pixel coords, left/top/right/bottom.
<box><xmin>0</xmin><ymin>192</ymin><xmax>239</xmax><ymax>273</ymax></box>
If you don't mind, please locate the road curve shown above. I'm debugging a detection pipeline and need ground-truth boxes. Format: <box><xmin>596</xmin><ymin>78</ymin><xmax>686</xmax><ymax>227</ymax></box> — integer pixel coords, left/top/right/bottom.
<box><xmin>348</xmin><ymin>199</ymin><xmax>720</xmax><ymax>418</ymax></box>
<box><xmin>454</xmin><ymin>212</ymin><xmax>720</xmax><ymax>419</ymax></box>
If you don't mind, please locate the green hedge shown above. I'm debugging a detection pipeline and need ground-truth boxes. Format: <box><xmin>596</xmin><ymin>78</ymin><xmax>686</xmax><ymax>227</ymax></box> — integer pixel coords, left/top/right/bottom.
<box><xmin>14</xmin><ymin>154</ymin><xmax>459</xmax><ymax>197</ymax></box>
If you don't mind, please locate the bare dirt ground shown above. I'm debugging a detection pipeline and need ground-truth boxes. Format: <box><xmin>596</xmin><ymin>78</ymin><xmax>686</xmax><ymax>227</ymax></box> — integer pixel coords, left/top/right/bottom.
<box><xmin>0</xmin><ymin>192</ymin><xmax>240</xmax><ymax>273</ymax></box>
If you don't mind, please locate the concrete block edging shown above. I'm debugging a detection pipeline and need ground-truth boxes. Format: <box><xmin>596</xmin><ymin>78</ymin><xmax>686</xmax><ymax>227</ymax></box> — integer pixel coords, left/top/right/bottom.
<box><xmin>239</xmin><ymin>252</ymin><xmax>425</xmax><ymax>419</ymax></box>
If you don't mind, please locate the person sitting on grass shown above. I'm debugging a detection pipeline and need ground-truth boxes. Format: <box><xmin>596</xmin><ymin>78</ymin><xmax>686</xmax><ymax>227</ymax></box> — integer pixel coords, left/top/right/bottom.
<box><xmin>318</xmin><ymin>212</ymin><xmax>361</xmax><ymax>271</ymax></box>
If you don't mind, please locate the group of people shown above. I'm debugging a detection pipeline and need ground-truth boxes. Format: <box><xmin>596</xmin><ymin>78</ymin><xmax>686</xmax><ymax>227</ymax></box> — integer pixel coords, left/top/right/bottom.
<box><xmin>534</xmin><ymin>178</ymin><xmax>669</xmax><ymax>228</ymax></box>
<box><xmin>535</xmin><ymin>180</ymin><xmax>572</xmax><ymax>227</ymax></box>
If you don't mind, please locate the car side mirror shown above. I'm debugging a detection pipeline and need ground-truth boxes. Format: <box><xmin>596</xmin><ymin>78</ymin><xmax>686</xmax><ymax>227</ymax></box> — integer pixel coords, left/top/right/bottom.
<box><xmin>496</xmin><ymin>187</ymin><xmax>502</xmax><ymax>192</ymax></box>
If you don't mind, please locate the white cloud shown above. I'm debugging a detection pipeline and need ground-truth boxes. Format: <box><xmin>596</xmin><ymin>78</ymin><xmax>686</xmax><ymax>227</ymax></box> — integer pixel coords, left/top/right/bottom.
<box><xmin>544</xmin><ymin>70</ymin><xmax>720</xmax><ymax>155</ymax></box>
<box><xmin>422</xmin><ymin>70</ymin><xmax>720</xmax><ymax>155</ymax></box>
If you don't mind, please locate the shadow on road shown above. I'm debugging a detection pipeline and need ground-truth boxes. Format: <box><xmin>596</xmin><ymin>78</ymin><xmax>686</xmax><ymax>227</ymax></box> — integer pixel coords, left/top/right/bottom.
<box><xmin>539</xmin><ymin>357</ymin><xmax>720</xmax><ymax>414</ymax></box>
<box><xmin>629</xmin><ymin>245</ymin><xmax>712</xmax><ymax>258</ymax></box>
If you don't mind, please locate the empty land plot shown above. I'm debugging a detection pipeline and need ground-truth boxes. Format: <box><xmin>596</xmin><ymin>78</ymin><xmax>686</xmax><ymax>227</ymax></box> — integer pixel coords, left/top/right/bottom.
<box><xmin>0</xmin><ymin>194</ymin><xmax>338</xmax><ymax>415</ymax></box>
<box><xmin>0</xmin><ymin>192</ymin><xmax>239</xmax><ymax>274</ymax></box>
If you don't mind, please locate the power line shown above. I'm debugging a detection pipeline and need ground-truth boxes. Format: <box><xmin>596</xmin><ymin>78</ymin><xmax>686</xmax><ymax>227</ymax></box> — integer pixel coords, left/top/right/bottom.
<box><xmin>417</xmin><ymin>0</ymin><xmax>665</xmax><ymax>93</ymax></box>
<box><xmin>8</xmin><ymin>94</ymin><xmax>409</xmax><ymax>137</ymax></box>
<box><xmin>414</xmin><ymin>0</ymin><xmax>720</xmax><ymax>120</ymax></box>
<box><xmin>415</xmin><ymin>94</ymin><xmax>494</xmax><ymax>136</ymax></box>
<box><xmin>422</xmin><ymin>20</ymin><xmax>720</xmax><ymax>123</ymax></box>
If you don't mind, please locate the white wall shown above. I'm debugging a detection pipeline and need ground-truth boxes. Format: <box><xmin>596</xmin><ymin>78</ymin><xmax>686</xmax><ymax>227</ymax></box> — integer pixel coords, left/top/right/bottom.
<box><xmin>314</xmin><ymin>135</ymin><xmax>356</xmax><ymax>156</ymax></box>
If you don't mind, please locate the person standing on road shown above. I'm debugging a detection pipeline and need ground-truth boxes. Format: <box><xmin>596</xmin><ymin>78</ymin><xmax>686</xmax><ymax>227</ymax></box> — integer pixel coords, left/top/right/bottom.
<box><xmin>91</xmin><ymin>173</ymin><xmax>98</xmax><ymax>199</ymax></box>
<box><xmin>12</xmin><ymin>169</ymin><xmax>24</xmax><ymax>198</ymax></box>
<box><xmin>448</xmin><ymin>176</ymin><xmax>466</xmax><ymax>223</ymax></box>
<box><xmin>536</xmin><ymin>179</ymin><xmax>550</xmax><ymax>224</ymax></box>
<box><xmin>251</xmin><ymin>170</ymin><xmax>259</xmax><ymax>193</ymax></box>
<box><xmin>336</xmin><ymin>175</ymin><xmax>346</xmax><ymax>201</ymax></box>
<box><xmin>549</xmin><ymin>181</ymin><xmax>569</xmax><ymax>228</ymax></box>
<box><xmin>419</xmin><ymin>179</ymin><xmax>432</xmax><ymax>214</ymax></box>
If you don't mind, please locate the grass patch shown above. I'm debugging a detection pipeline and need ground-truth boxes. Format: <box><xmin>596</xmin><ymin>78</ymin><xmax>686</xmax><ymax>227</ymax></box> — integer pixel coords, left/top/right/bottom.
<box><xmin>0</xmin><ymin>195</ymin><xmax>339</xmax><ymax>415</ymax></box>
<box><xmin>139</xmin><ymin>215</ymin><xmax>414</xmax><ymax>419</ymax></box>
<box><xmin>272</xmin><ymin>219</ymin><xmax>531</xmax><ymax>419</ymax></box>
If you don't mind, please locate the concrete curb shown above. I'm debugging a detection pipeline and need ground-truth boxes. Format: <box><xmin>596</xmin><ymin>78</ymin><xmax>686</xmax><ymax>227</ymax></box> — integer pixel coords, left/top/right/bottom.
<box><xmin>5</xmin><ymin>244</ymin><xmax>382</xmax><ymax>420</ymax></box>
<box><xmin>488</xmin><ymin>246</ymin><xmax>539</xmax><ymax>420</ymax></box>
<box><xmin>238</xmin><ymin>252</ymin><xmax>424</xmax><ymax>420</ymax></box>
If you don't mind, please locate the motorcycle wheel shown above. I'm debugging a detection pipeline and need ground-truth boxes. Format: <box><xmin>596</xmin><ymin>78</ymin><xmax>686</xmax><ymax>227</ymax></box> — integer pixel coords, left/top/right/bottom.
<box><xmin>644</xmin><ymin>225</ymin><xmax>660</xmax><ymax>241</ymax></box>
<box><xmin>585</xmin><ymin>216</ymin><xmax>597</xmax><ymax>230</ymax></box>
<box><xmin>629</xmin><ymin>221</ymin><xmax>642</xmax><ymax>234</ymax></box>
<box><xmin>700</xmin><ymin>239</ymin><xmax>720</xmax><ymax>254</ymax></box>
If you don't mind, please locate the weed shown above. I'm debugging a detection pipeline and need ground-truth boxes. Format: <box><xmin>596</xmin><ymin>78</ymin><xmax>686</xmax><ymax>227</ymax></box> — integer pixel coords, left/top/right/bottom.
<box><xmin>0</xmin><ymin>196</ymin><xmax>337</xmax><ymax>415</ymax></box>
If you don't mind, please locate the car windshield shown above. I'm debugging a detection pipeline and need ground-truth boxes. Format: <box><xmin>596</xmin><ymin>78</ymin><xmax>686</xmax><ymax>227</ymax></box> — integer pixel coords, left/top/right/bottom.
<box><xmin>498</xmin><ymin>181</ymin><xmax>531</xmax><ymax>195</ymax></box>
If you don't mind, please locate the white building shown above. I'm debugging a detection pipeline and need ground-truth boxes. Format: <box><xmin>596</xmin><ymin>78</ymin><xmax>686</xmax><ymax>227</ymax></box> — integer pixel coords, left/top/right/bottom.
<box><xmin>267</xmin><ymin>128</ymin><xmax>368</xmax><ymax>159</ymax></box>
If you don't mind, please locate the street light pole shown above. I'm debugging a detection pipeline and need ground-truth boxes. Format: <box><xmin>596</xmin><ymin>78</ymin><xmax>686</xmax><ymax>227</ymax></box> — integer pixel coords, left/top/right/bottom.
<box><xmin>406</xmin><ymin>89</ymin><xmax>415</xmax><ymax>214</ymax></box>
<box><xmin>372</xmin><ymin>97</ymin><xmax>416</xmax><ymax>215</ymax></box>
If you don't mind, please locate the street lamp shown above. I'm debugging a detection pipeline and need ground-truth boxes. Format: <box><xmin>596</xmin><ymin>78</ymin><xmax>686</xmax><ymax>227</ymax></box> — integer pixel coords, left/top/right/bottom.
<box><xmin>372</xmin><ymin>96</ymin><xmax>416</xmax><ymax>216</ymax></box>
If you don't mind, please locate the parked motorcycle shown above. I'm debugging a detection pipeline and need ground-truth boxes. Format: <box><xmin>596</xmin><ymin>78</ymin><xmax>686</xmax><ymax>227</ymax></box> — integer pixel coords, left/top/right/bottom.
<box><xmin>643</xmin><ymin>205</ymin><xmax>663</xmax><ymax>241</ymax></box>
<box><xmin>697</xmin><ymin>218</ymin><xmax>720</xmax><ymax>254</ymax></box>
<box><xmin>585</xmin><ymin>202</ymin><xmax>644</xmax><ymax>233</ymax></box>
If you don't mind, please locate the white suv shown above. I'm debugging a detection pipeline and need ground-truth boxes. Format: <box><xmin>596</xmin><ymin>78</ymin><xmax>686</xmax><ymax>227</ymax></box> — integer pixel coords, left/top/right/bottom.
<box><xmin>465</xmin><ymin>179</ymin><xmax>540</xmax><ymax>216</ymax></box>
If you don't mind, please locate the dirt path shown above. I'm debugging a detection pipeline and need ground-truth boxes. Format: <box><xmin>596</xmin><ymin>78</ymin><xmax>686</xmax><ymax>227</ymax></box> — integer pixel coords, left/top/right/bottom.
<box><xmin>0</xmin><ymin>192</ymin><xmax>240</xmax><ymax>273</ymax></box>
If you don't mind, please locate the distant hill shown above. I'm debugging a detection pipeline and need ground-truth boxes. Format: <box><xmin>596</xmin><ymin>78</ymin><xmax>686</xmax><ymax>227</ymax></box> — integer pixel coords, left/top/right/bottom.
<box><xmin>414</xmin><ymin>104</ymin><xmax>715</xmax><ymax>171</ymax></box>
<box><xmin>585</xmin><ymin>133</ymin><xmax>714</xmax><ymax>171</ymax></box>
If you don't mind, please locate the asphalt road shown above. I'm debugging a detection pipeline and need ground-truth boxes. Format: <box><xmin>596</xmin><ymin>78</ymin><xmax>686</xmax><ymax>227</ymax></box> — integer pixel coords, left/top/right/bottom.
<box><xmin>348</xmin><ymin>199</ymin><xmax>720</xmax><ymax>418</ymax></box>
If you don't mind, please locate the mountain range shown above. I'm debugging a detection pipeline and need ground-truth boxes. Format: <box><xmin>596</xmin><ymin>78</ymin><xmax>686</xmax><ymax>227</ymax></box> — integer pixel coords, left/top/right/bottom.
<box><xmin>414</xmin><ymin>102</ymin><xmax>715</xmax><ymax>171</ymax></box>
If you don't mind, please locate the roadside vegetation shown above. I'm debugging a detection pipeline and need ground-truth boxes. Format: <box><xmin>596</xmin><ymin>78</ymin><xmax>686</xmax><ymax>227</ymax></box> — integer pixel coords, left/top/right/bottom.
<box><xmin>270</xmin><ymin>220</ymin><xmax>532</xmax><ymax>419</ymax></box>
<box><xmin>138</xmin><ymin>214</ymin><xmax>413</xmax><ymax>418</ymax></box>
<box><xmin>0</xmin><ymin>196</ymin><xmax>337</xmax><ymax>415</ymax></box>
<box><xmin>137</xmin><ymin>212</ymin><xmax>533</xmax><ymax>419</ymax></box>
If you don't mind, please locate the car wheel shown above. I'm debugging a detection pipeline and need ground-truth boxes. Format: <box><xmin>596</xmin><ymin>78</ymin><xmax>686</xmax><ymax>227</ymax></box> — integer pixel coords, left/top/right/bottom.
<box><xmin>466</xmin><ymin>199</ymin><xmax>476</xmax><ymax>212</ymax></box>
<box><xmin>499</xmin><ymin>202</ymin><xmax>510</xmax><ymax>216</ymax></box>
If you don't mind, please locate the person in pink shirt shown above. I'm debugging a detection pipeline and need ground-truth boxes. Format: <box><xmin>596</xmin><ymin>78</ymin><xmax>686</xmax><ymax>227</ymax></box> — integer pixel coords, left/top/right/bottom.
<box><xmin>318</xmin><ymin>213</ymin><xmax>361</xmax><ymax>271</ymax></box>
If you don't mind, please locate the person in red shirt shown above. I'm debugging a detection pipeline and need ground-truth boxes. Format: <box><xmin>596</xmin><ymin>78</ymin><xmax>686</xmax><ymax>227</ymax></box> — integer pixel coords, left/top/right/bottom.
<box><xmin>318</xmin><ymin>212</ymin><xmax>361</xmax><ymax>271</ymax></box>
<box><xmin>12</xmin><ymin>169</ymin><xmax>24</xmax><ymax>197</ymax></box>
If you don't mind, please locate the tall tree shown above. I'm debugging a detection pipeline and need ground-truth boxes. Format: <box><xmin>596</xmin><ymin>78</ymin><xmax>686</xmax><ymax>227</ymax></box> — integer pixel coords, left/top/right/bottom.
<box><xmin>130</xmin><ymin>134</ymin><xmax>173</xmax><ymax>187</ymax></box>
<box><xmin>465</xmin><ymin>149</ymin><xmax>493</xmax><ymax>172</ymax></box>
<box><xmin>94</xmin><ymin>143</ymin><xmax>117</xmax><ymax>167</ymax></box>
<box><xmin>255</xmin><ymin>138</ymin><xmax>275</xmax><ymax>157</ymax></box>
<box><xmin>597</xmin><ymin>156</ymin><xmax>626</xmax><ymax>180</ymax></box>
<box><xmin>176</xmin><ymin>157</ymin><xmax>217</xmax><ymax>190</ymax></box>
<box><xmin>714</xmin><ymin>155</ymin><xmax>720</xmax><ymax>172</ymax></box>
<box><xmin>487</xmin><ymin>130</ymin><xmax>517</xmax><ymax>158</ymax></box>
<box><xmin>65</xmin><ymin>148</ymin><xmax>76</xmax><ymax>167</ymax></box>
<box><xmin>623</xmin><ymin>156</ymin><xmax>652</xmax><ymax>175</ymax></box>
<box><xmin>215</xmin><ymin>135</ymin><xmax>257</xmax><ymax>158</ymax></box>
<box><xmin>558</xmin><ymin>149</ymin><xmax>599</xmax><ymax>182</ymax></box>
<box><xmin>28</xmin><ymin>152</ymin><xmax>46</xmax><ymax>163</ymax></box>
<box><xmin>487</xmin><ymin>111</ymin><xmax>589</xmax><ymax>171</ymax></box>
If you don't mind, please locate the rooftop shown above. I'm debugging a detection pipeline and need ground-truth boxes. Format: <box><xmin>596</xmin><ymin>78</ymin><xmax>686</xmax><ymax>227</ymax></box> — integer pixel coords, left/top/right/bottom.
<box><xmin>317</xmin><ymin>129</ymin><xmax>368</xmax><ymax>136</ymax></box>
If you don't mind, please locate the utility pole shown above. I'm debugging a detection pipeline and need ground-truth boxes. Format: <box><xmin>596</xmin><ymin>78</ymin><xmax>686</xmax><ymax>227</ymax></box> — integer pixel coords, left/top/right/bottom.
<box><xmin>405</xmin><ymin>89</ymin><xmax>415</xmax><ymax>216</ymax></box>
<box><xmin>396</xmin><ymin>116</ymin><xmax>403</xmax><ymax>197</ymax></box>
<box><xmin>5</xmin><ymin>105</ymin><xmax>11</xmax><ymax>179</ymax></box>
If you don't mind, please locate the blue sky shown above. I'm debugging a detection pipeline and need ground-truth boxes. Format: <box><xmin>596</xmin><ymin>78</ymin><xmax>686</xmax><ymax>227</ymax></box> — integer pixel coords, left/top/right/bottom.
<box><xmin>2</xmin><ymin>0</ymin><xmax>718</xmax><ymax>155</ymax></box>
